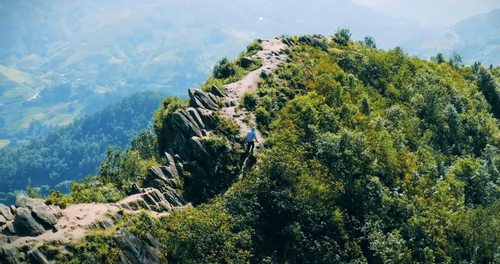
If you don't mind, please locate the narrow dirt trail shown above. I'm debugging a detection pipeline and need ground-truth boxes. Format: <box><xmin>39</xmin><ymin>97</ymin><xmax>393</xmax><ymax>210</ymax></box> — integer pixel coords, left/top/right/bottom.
<box><xmin>221</xmin><ymin>39</ymin><xmax>287</xmax><ymax>153</ymax></box>
<box><xmin>220</xmin><ymin>39</ymin><xmax>288</xmax><ymax>196</ymax></box>
<box><xmin>1</xmin><ymin>201</ymin><xmax>176</xmax><ymax>253</ymax></box>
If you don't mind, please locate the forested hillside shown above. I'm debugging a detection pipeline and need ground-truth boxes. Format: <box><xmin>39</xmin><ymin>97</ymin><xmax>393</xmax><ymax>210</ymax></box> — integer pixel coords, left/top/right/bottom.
<box><xmin>4</xmin><ymin>32</ymin><xmax>500</xmax><ymax>263</ymax></box>
<box><xmin>0</xmin><ymin>91</ymin><xmax>165</xmax><ymax>205</ymax></box>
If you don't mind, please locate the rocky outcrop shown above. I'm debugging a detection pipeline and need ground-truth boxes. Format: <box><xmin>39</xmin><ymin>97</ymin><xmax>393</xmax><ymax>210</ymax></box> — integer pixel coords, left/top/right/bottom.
<box><xmin>31</xmin><ymin>205</ymin><xmax>58</xmax><ymax>228</ymax></box>
<box><xmin>285</xmin><ymin>35</ymin><xmax>329</xmax><ymax>52</ymax></box>
<box><xmin>188</xmin><ymin>88</ymin><xmax>219</xmax><ymax>111</ymax></box>
<box><xmin>0</xmin><ymin>204</ymin><xmax>14</xmax><ymax>221</ymax></box>
<box><xmin>13</xmin><ymin>207</ymin><xmax>46</xmax><ymax>236</ymax></box>
<box><xmin>210</xmin><ymin>85</ymin><xmax>227</xmax><ymax>97</ymax></box>
<box><xmin>119</xmin><ymin>154</ymin><xmax>187</xmax><ymax>212</ymax></box>
<box><xmin>0</xmin><ymin>216</ymin><xmax>6</xmax><ymax>225</ymax></box>
<box><xmin>29</xmin><ymin>249</ymin><xmax>49</xmax><ymax>264</ymax></box>
<box><xmin>0</xmin><ymin>247</ymin><xmax>22</xmax><ymax>264</ymax></box>
<box><xmin>0</xmin><ymin>195</ymin><xmax>59</xmax><ymax>237</ymax></box>
<box><xmin>240</xmin><ymin>57</ymin><xmax>254</xmax><ymax>68</ymax></box>
<box><xmin>115</xmin><ymin>228</ymin><xmax>166</xmax><ymax>264</ymax></box>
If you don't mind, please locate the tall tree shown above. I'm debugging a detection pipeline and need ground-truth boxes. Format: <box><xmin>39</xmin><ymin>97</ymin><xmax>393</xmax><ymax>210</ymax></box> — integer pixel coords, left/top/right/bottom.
<box><xmin>476</xmin><ymin>67</ymin><xmax>500</xmax><ymax>119</ymax></box>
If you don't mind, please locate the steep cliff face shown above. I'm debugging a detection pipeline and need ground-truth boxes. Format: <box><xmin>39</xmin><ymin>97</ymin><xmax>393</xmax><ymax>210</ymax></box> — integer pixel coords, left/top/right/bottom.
<box><xmin>0</xmin><ymin>38</ymin><xmax>290</xmax><ymax>263</ymax></box>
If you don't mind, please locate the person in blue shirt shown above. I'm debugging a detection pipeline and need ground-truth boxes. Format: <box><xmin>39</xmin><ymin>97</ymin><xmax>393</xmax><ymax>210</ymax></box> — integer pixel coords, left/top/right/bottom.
<box><xmin>246</xmin><ymin>127</ymin><xmax>259</xmax><ymax>153</ymax></box>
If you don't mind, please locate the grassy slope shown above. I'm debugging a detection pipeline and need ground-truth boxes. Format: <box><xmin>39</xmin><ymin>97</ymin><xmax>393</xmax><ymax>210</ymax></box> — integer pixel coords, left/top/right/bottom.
<box><xmin>0</xmin><ymin>65</ymin><xmax>43</xmax><ymax>104</ymax></box>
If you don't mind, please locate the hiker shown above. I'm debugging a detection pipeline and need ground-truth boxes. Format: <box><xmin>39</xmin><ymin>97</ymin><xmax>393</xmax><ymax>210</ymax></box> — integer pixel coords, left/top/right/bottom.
<box><xmin>246</xmin><ymin>127</ymin><xmax>259</xmax><ymax>153</ymax></box>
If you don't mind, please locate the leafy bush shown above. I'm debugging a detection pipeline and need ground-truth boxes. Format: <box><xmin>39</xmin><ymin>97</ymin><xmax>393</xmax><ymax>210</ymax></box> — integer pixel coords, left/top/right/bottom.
<box><xmin>45</xmin><ymin>190</ymin><xmax>71</xmax><ymax>209</ymax></box>
<box><xmin>241</xmin><ymin>92</ymin><xmax>259</xmax><ymax>111</ymax></box>
<box><xmin>212</xmin><ymin>57</ymin><xmax>237</xmax><ymax>79</ymax></box>
<box><xmin>332</xmin><ymin>28</ymin><xmax>352</xmax><ymax>46</ymax></box>
<box><xmin>154</xmin><ymin>96</ymin><xmax>189</xmax><ymax>155</ymax></box>
<box><xmin>132</xmin><ymin>200</ymin><xmax>252</xmax><ymax>263</ymax></box>
<box><xmin>245</xmin><ymin>41</ymin><xmax>264</xmax><ymax>56</ymax></box>
<box><xmin>255</xmin><ymin>107</ymin><xmax>271</xmax><ymax>132</ymax></box>
<box><xmin>215</xmin><ymin>114</ymin><xmax>240</xmax><ymax>137</ymax></box>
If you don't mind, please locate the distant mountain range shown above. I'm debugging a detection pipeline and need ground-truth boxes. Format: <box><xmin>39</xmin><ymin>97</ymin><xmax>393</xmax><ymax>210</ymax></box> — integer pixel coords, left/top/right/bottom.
<box><xmin>404</xmin><ymin>8</ymin><xmax>500</xmax><ymax>66</ymax></box>
<box><xmin>0</xmin><ymin>0</ymin><xmax>492</xmax><ymax>141</ymax></box>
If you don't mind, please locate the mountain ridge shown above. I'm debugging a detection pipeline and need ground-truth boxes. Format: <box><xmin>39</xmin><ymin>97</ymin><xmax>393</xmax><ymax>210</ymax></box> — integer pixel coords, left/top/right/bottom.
<box><xmin>2</xmin><ymin>31</ymin><xmax>500</xmax><ymax>263</ymax></box>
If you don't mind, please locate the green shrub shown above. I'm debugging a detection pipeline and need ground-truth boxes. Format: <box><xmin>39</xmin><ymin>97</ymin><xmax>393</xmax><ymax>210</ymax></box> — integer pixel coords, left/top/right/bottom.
<box><xmin>256</xmin><ymin>107</ymin><xmax>271</xmax><ymax>130</ymax></box>
<box><xmin>241</xmin><ymin>92</ymin><xmax>259</xmax><ymax>111</ymax></box>
<box><xmin>260</xmin><ymin>70</ymin><xmax>269</xmax><ymax>79</ymax></box>
<box><xmin>45</xmin><ymin>190</ymin><xmax>71</xmax><ymax>209</ymax></box>
<box><xmin>137</xmin><ymin>200</ymin><xmax>252</xmax><ymax>263</ymax></box>
<box><xmin>245</xmin><ymin>41</ymin><xmax>264</xmax><ymax>56</ymax></box>
<box><xmin>215</xmin><ymin>114</ymin><xmax>240</xmax><ymax>137</ymax></box>
<box><xmin>242</xmin><ymin>114</ymin><xmax>251</xmax><ymax>124</ymax></box>
<box><xmin>332</xmin><ymin>28</ymin><xmax>351</xmax><ymax>46</ymax></box>
<box><xmin>154</xmin><ymin>96</ymin><xmax>189</xmax><ymax>155</ymax></box>
<box><xmin>212</xmin><ymin>57</ymin><xmax>237</xmax><ymax>79</ymax></box>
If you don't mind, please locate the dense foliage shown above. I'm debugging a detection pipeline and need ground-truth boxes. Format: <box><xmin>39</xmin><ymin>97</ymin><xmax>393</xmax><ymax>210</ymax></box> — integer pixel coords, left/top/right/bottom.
<box><xmin>60</xmin><ymin>32</ymin><xmax>500</xmax><ymax>263</ymax></box>
<box><xmin>0</xmin><ymin>91</ymin><xmax>166</xmax><ymax>205</ymax></box>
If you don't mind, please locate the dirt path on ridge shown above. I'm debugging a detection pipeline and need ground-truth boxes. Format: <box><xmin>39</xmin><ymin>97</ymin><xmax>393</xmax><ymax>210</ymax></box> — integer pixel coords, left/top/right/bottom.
<box><xmin>221</xmin><ymin>39</ymin><xmax>287</xmax><ymax>153</ymax></box>
<box><xmin>220</xmin><ymin>39</ymin><xmax>287</xmax><ymax>196</ymax></box>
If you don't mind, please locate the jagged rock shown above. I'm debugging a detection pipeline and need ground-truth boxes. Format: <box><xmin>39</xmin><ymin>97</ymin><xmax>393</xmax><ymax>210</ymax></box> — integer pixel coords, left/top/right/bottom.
<box><xmin>87</xmin><ymin>219</ymin><xmax>114</xmax><ymax>230</ymax></box>
<box><xmin>0</xmin><ymin>215</ymin><xmax>6</xmax><ymax>225</ymax></box>
<box><xmin>119</xmin><ymin>197</ymin><xmax>151</xmax><ymax>211</ymax></box>
<box><xmin>196</xmin><ymin>108</ymin><xmax>217</xmax><ymax>129</ymax></box>
<box><xmin>142</xmin><ymin>189</ymin><xmax>174</xmax><ymax>212</ymax></box>
<box><xmin>313</xmin><ymin>38</ymin><xmax>329</xmax><ymax>52</ymax></box>
<box><xmin>175</xmin><ymin>162</ymin><xmax>185</xmax><ymax>177</ymax></box>
<box><xmin>0</xmin><ymin>234</ymin><xmax>10</xmax><ymax>244</ymax></box>
<box><xmin>13</xmin><ymin>208</ymin><xmax>45</xmax><ymax>236</ymax></box>
<box><xmin>0</xmin><ymin>204</ymin><xmax>14</xmax><ymax>221</ymax></box>
<box><xmin>146</xmin><ymin>233</ymin><xmax>162</xmax><ymax>250</ymax></box>
<box><xmin>120</xmin><ymin>188</ymin><xmax>182</xmax><ymax>213</ymax></box>
<box><xmin>298</xmin><ymin>35</ymin><xmax>312</xmax><ymax>44</ymax></box>
<box><xmin>10</xmin><ymin>206</ymin><xmax>16</xmax><ymax>216</ymax></box>
<box><xmin>240</xmin><ymin>57</ymin><xmax>254</xmax><ymax>68</ymax></box>
<box><xmin>115</xmin><ymin>228</ymin><xmax>166</xmax><ymax>264</ymax></box>
<box><xmin>170</xmin><ymin>110</ymin><xmax>204</xmax><ymax>138</ymax></box>
<box><xmin>14</xmin><ymin>194</ymin><xmax>57</xmax><ymax>229</ymax></box>
<box><xmin>298</xmin><ymin>36</ymin><xmax>328</xmax><ymax>52</ymax></box>
<box><xmin>210</xmin><ymin>85</ymin><xmax>227</xmax><ymax>97</ymax></box>
<box><xmin>185</xmin><ymin>107</ymin><xmax>206</xmax><ymax>132</ymax></box>
<box><xmin>131</xmin><ymin>183</ymin><xmax>144</xmax><ymax>195</ymax></box>
<box><xmin>162</xmin><ymin>190</ymin><xmax>185</xmax><ymax>207</ymax></box>
<box><xmin>282</xmin><ymin>37</ymin><xmax>295</xmax><ymax>46</ymax></box>
<box><xmin>188</xmin><ymin>88</ymin><xmax>219</xmax><ymax>111</ymax></box>
<box><xmin>29</xmin><ymin>249</ymin><xmax>49</xmax><ymax>264</ymax></box>
<box><xmin>225</xmin><ymin>100</ymin><xmax>236</xmax><ymax>107</ymax></box>
<box><xmin>121</xmin><ymin>161</ymin><xmax>186</xmax><ymax>212</ymax></box>
<box><xmin>0</xmin><ymin>247</ymin><xmax>22</xmax><ymax>264</ymax></box>
<box><xmin>6</xmin><ymin>222</ymin><xmax>16</xmax><ymax>234</ymax></box>
<box><xmin>117</xmin><ymin>251</ymin><xmax>134</xmax><ymax>264</ymax></box>
<box><xmin>16</xmin><ymin>194</ymin><xmax>36</xmax><ymax>208</ymax></box>
<box><xmin>31</xmin><ymin>205</ymin><xmax>57</xmax><ymax>228</ymax></box>
<box><xmin>146</xmin><ymin>159</ymin><xmax>180</xmax><ymax>190</ymax></box>
<box><xmin>189</xmin><ymin>137</ymin><xmax>211</xmax><ymax>162</ymax></box>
